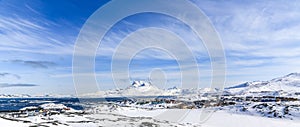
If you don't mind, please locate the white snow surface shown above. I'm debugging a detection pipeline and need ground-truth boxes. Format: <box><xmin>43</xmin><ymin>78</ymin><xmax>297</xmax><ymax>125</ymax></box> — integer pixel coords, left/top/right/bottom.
<box><xmin>1</xmin><ymin>108</ymin><xmax>299</xmax><ymax>127</ymax></box>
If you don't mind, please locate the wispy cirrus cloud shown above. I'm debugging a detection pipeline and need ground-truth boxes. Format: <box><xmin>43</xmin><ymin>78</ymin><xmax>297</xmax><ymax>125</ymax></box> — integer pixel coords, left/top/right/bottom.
<box><xmin>189</xmin><ymin>0</ymin><xmax>300</xmax><ymax>82</ymax></box>
<box><xmin>0</xmin><ymin>0</ymin><xmax>106</xmax><ymax>94</ymax></box>
<box><xmin>91</xmin><ymin>0</ymin><xmax>300</xmax><ymax>88</ymax></box>
<box><xmin>0</xmin><ymin>0</ymin><xmax>77</xmax><ymax>55</ymax></box>
<box><xmin>0</xmin><ymin>16</ymin><xmax>74</xmax><ymax>55</ymax></box>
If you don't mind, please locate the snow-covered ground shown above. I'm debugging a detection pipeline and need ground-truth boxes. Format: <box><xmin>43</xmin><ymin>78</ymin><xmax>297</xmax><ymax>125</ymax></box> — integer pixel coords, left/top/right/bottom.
<box><xmin>1</xmin><ymin>108</ymin><xmax>299</xmax><ymax>127</ymax></box>
<box><xmin>203</xmin><ymin>110</ymin><xmax>300</xmax><ymax>127</ymax></box>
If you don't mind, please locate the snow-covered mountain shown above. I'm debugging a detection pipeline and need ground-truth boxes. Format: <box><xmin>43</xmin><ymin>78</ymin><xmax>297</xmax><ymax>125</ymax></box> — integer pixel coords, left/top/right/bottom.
<box><xmin>226</xmin><ymin>73</ymin><xmax>300</xmax><ymax>97</ymax></box>
<box><xmin>130</xmin><ymin>81</ymin><xmax>151</xmax><ymax>88</ymax></box>
<box><xmin>79</xmin><ymin>80</ymin><xmax>179</xmax><ymax>98</ymax></box>
<box><xmin>121</xmin><ymin>81</ymin><xmax>164</xmax><ymax>96</ymax></box>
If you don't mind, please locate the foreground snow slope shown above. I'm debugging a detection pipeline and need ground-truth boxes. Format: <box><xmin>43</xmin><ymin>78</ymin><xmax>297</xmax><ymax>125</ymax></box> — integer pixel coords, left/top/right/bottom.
<box><xmin>115</xmin><ymin>107</ymin><xmax>300</xmax><ymax>127</ymax></box>
<box><xmin>2</xmin><ymin>109</ymin><xmax>299</xmax><ymax>127</ymax></box>
<box><xmin>203</xmin><ymin>111</ymin><xmax>300</xmax><ymax>127</ymax></box>
<box><xmin>0</xmin><ymin>118</ymin><xmax>30</xmax><ymax>127</ymax></box>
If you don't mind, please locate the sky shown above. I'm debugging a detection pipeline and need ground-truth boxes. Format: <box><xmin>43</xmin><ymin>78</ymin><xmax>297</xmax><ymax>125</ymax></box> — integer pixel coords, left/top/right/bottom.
<box><xmin>0</xmin><ymin>0</ymin><xmax>300</xmax><ymax>95</ymax></box>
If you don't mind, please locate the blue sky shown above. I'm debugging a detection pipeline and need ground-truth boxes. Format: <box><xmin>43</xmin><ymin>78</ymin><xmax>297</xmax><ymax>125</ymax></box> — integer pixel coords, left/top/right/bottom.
<box><xmin>0</xmin><ymin>0</ymin><xmax>300</xmax><ymax>95</ymax></box>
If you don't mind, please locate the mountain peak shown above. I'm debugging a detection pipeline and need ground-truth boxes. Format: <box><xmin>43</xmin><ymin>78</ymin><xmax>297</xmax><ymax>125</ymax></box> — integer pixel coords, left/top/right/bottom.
<box><xmin>131</xmin><ymin>80</ymin><xmax>152</xmax><ymax>88</ymax></box>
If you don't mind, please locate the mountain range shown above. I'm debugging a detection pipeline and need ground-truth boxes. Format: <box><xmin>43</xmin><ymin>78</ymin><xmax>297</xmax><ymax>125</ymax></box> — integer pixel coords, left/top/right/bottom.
<box><xmin>78</xmin><ymin>73</ymin><xmax>300</xmax><ymax>98</ymax></box>
<box><xmin>1</xmin><ymin>73</ymin><xmax>300</xmax><ymax>98</ymax></box>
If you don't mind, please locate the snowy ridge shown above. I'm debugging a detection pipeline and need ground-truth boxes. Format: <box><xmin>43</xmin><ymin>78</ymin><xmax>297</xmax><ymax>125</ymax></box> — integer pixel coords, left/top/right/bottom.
<box><xmin>226</xmin><ymin>73</ymin><xmax>300</xmax><ymax>97</ymax></box>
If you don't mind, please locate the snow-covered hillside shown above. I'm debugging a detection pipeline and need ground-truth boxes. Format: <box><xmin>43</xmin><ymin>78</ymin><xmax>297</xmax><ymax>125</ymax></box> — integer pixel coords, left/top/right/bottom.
<box><xmin>226</xmin><ymin>73</ymin><xmax>300</xmax><ymax>97</ymax></box>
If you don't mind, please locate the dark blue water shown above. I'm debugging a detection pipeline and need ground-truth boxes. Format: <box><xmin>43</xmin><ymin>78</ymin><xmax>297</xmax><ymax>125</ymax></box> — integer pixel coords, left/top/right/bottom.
<box><xmin>0</xmin><ymin>98</ymin><xmax>83</xmax><ymax>112</ymax></box>
<box><xmin>0</xmin><ymin>96</ymin><xmax>176</xmax><ymax>112</ymax></box>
